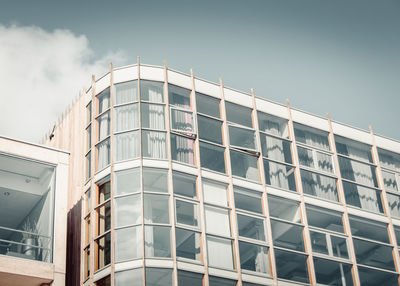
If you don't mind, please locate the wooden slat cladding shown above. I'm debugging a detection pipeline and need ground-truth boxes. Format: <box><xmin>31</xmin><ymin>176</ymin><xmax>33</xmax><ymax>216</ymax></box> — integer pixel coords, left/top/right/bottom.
<box><xmin>66</xmin><ymin>199</ymin><xmax>82</xmax><ymax>286</ymax></box>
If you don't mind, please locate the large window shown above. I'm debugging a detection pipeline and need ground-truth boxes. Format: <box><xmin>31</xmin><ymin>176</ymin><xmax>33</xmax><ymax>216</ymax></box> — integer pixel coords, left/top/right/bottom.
<box><xmin>95</xmin><ymin>180</ymin><xmax>111</xmax><ymax>270</ymax></box>
<box><xmin>0</xmin><ymin>154</ymin><xmax>56</xmax><ymax>263</ymax></box>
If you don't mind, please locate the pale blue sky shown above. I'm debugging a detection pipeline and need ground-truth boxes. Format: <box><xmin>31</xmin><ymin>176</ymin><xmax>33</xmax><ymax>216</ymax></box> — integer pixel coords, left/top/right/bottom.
<box><xmin>1</xmin><ymin>0</ymin><xmax>399</xmax><ymax>140</ymax></box>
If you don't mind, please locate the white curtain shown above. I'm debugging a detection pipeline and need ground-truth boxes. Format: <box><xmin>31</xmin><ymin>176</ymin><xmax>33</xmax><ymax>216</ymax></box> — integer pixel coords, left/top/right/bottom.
<box><xmin>340</xmin><ymin>157</ymin><xmax>376</xmax><ymax>187</ymax></box>
<box><xmin>98</xmin><ymin>112</ymin><xmax>110</xmax><ymax>140</ymax></box>
<box><xmin>172</xmin><ymin>109</ymin><xmax>193</xmax><ymax>132</ymax></box>
<box><xmin>142</xmin><ymin>82</ymin><xmax>163</xmax><ymax>103</ymax></box>
<box><xmin>295</xmin><ymin>126</ymin><xmax>329</xmax><ymax>150</ymax></box>
<box><xmin>264</xmin><ymin>135</ymin><xmax>286</xmax><ymax>162</ymax></box>
<box><xmin>202</xmin><ymin>181</ymin><xmax>227</xmax><ymax>206</ymax></box>
<box><xmin>144</xmin><ymin>225</ymin><xmax>155</xmax><ymax>257</ymax></box>
<box><xmin>316</xmin><ymin>152</ymin><xmax>333</xmax><ymax>173</ymax></box>
<box><xmin>344</xmin><ymin>182</ymin><xmax>381</xmax><ymax>212</ymax></box>
<box><xmin>382</xmin><ymin>170</ymin><xmax>398</xmax><ymax>192</ymax></box>
<box><xmin>301</xmin><ymin>170</ymin><xmax>338</xmax><ymax>201</ymax></box>
<box><xmin>207</xmin><ymin>237</ymin><xmax>233</xmax><ymax>269</ymax></box>
<box><xmin>148</xmin><ymin>104</ymin><xmax>165</xmax><ymax>129</ymax></box>
<box><xmin>98</xmin><ymin>90</ymin><xmax>110</xmax><ymax>113</ymax></box>
<box><xmin>387</xmin><ymin>193</ymin><xmax>400</xmax><ymax>218</ymax></box>
<box><xmin>114</xmin><ymin>104</ymin><xmax>139</xmax><ymax>132</ymax></box>
<box><xmin>115</xmin><ymin>81</ymin><xmax>138</xmax><ymax>105</ymax></box>
<box><xmin>115</xmin><ymin>131</ymin><xmax>139</xmax><ymax>162</ymax></box>
<box><xmin>255</xmin><ymin>247</ymin><xmax>269</xmax><ymax>273</ymax></box>
<box><xmin>98</xmin><ymin>139</ymin><xmax>110</xmax><ymax>170</ymax></box>
<box><xmin>266</xmin><ymin>160</ymin><xmax>292</xmax><ymax>190</ymax></box>
<box><xmin>173</xmin><ymin>135</ymin><xmax>194</xmax><ymax>164</ymax></box>
<box><xmin>143</xmin><ymin>131</ymin><xmax>166</xmax><ymax>159</ymax></box>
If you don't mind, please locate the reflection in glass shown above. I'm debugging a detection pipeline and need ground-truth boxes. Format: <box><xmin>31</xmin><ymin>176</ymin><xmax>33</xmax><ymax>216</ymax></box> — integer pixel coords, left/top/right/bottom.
<box><xmin>270</xmin><ymin>220</ymin><xmax>304</xmax><ymax>251</ymax></box>
<box><xmin>358</xmin><ymin>266</ymin><xmax>399</xmax><ymax>286</ymax></box>
<box><xmin>114</xmin><ymin>194</ymin><xmax>141</xmax><ymax>227</ymax></box>
<box><xmin>203</xmin><ymin>180</ymin><xmax>227</xmax><ymax>206</ymax></box>
<box><xmin>234</xmin><ymin>187</ymin><xmax>263</xmax><ymax>214</ymax></box>
<box><xmin>114</xmin><ymin>104</ymin><xmax>139</xmax><ymax>132</ymax></box>
<box><xmin>177</xmin><ymin>270</ymin><xmax>203</xmax><ymax>286</ymax></box>
<box><xmin>382</xmin><ymin>170</ymin><xmax>398</xmax><ymax>192</ymax></box>
<box><xmin>171</xmin><ymin>134</ymin><xmax>195</xmax><ymax>165</ymax></box>
<box><xmin>342</xmin><ymin>181</ymin><xmax>383</xmax><ymax>213</ymax></box>
<box><xmin>176</xmin><ymin>200</ymin><xmax>199</xmax><ymax>226</ymax></box>
<box><xmin>175</xmin><ymin>228</ymin><xmax>201</xmax><ymax>261</ymax></box>
<box><xmin>197</xmin><ymin>115</ymin><xmax>223</xmax><ymax>144</ymax></box>
<box><xmin>353</xmin><ymin>238</ymin><xmax>395</xmax><ymax>271</ymax></box>
<box><xmin>169</xmin><ymin>84</ymin><xmax>191</xmax><ymax>109</ymax></box>
<box><xmin>207</xmin><ymin>236</ymin><xmax>234</xmax><ymax>269</ymax></box>
<box><xmin>115</xmin><ymin>268</ymin><xmax>143</xmax><ymax>285</ymax></box>
<box><xmin>145</xmin><ymin>268</ymin><xmax>172</xmax><ymax>286</ymax></box>
<box><xmin>225</xmin><ymin>101</ymin><xmax>252</xmax><ymax>128</ymax></box>
<box><xmin>96</xmin><ymin>233</ymin><xmax>111</xmax><ymax>270</ymax></box>
<box><xmin>335</xmin><ymin>135</ymin><xmax>372</xmax><ymax>163</ymax></box>
<box><xmin>230</xmin><ymin>150</ymin><xmax>259</xmax><ymax>181</ymax></box>
<box><xmin>274</xmin><ymin>249</ymin><xmax>309</xmax><ymax>283</ymax></box>
<box><xmin>144</xmin><ymin>226</ymin><xmax>171</xmax><ymax>258</ymax></box>
<box><xmin>171</xmin><ymin>109</ymin><xmax>194</xmax><ymax>133</ymax></box>
<box><xmin>264</xmin><ymin>160</ymin><xmax>296</xmax><ymax>191</ymax></box>
<box><xmin>98</xmin><ymin>112</ymin><xmax>110</xmax><ymax>141</ymax></box>
<box><xmin>306</xmin><ymin>205</ymin><xmax>344</xmax><ymax>233</ymax></box>
<box><xmin>338</xmin><ymin>156</ymin><xmax>378</xmax><ymax>187</ymax></box>
<box><xmin>114</xmin><ymin>168</ymin><xmax>140</xmax><ymax>196</ymax></box>
<box><xmin>199</xmin><ymin>142</ymin><xmax>225</xmax><ymax>173</ymax></box>
<box><xmin>114</xmin><ymin>131</ymin><xmax>139</xmax><ymax>162</ymax></box>
<box><xmin>97</xmin><ymin>138</ymin><xmax>110</xmax><ymax>170</ymax></box>
<box><xmin>173</xmin><ymin>172</ymin><xmax>197</xmax><ymax>199</ymax></box>
<box><xmin>114</xmin><ymin>80</ymin><xmax>138</xmax><ymax>105</ymax></box>
<box><xmin>314</xmin><ymin>258</ymin><xmax>353</xmax><ymax>286</ymax></box>
<box><xmin>237</xmin><ymin>214</ymin><xmax>266</xmax><ymax>241</ymax></box>
<box><xmin>258</xmin><ymin>112</ymin><xmax>288</xmax><ymax>138</ymax></box>
<box><xmin>268</xmin><ymin>196</ymin><xmax>301</xmax><ymax>223</ymax></box>
<box><xmin>260</xmin><ymin>134</ymin><xmax>292</xmax><ymax>163</ymax></box>
<box><xmin>98</xmin><ymin>88</ymin><xmax>110</xmax><ymax>114</ymax></box>
<box><xmin>143</xmin><ymin>168</ymin><xmax>168</xmax><ymax>193</ymax></box>
<box><xmin>229</xmin><ymin>125</ymin><xmax>256</xmax><ymax>150</ymax></box>
<box><xmin>293</xmin><ymin>123</ymin><xmax>329</xmax><ymax>150</ymax></box>
<box><xmin>141</xmin><ymin>80</ymin><xmax>164</xmax><ymax>103</ymax></box>
<box><xmin>115</xmin><ymin>226</ymin><xmax>142</xmax><ymax>262</ymax></box>
<box><xmin>144</xmin><ymin>194</ymin><xmax>169</xmax><ymax>224</ymax></box>
<box><xmin>142</xmin><ymin>130</ymin><xmax>167</xmax><ymax>159</ymax></box>
<box><xmin>239</xmin><ymin>241</ymin><xmax>269</xmax><ymax>274</ymax></box>
<box><xmin>196</xmin><ymin>92</ymin><xmax>220</xmax><ymax>118</ymax></box>
<box><xmin>300</xmin><ymin>170</ymin><xmax>338</xmax><ymax>201</ymax></box>
<box><xmin>141</xmin><ymin>103</ymin><xmax>165</xmax><ymax>129</ymax></box>
<box><xmin>387</xmin><ymin>192</ymin><xmax>400</xmax><ymax>218</ymax></box>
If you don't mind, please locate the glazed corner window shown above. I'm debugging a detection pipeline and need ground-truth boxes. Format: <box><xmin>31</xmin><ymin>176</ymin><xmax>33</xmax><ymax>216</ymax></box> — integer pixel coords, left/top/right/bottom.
<box><xmin>293</xmin><ymin>123</ymin><xmax>330</xmax><ymax>150</ymax></box>
<box><xmin>171</xmin><ymin>134</ymin><xmax>195</xmax><ymax>165</ymax></box>
<box><xmin>225</xmin><ymin>101</ymin><xmax>253</xmax><ymax>128</ymax></box>
<box><xmin>114</xmin><ymin>130</ymin><xmax>140</xmax><ymax>162</ymax></box>
<box><xmin>196</xmin><ymin>92</ymin><xmax>220</xmax><ymax>118</ymax></box>
<box><xmin>141</xmin><ymin>103</ymin><xmax>165</xmax><ymax>130</ymax></box>
<box><xmin>114</xmin><ymin>80</ymin><xmax>138</xmax><ymax>105</ymax></box>
<box><xmin>140</xmin><ymin>80</ymin><xmax>164</xmax><ymax>103</ymax></box>
<box><xmin>142</xmin><ymin>130</ymin><xmax>167</xmax><ymax>159</ymax></box>
<box><xmin>199</xmin><ymin>142</ymin><xmax>225</xmax><ymax>173</ymax></box>
<box><xmin>114</xmin><ymin>103</ymin><xmax>139</xmax><ymax>132</ymax></box>
<box><xmin>97</xmin><ymin>88</ymin><xmax>110</xmax><ymax>114</ymax></box>
<box><xmin>0</xmin><ymin>154</ymin><xmax>56</xmax><ymax>263</ymax></box>
<box><xmin>168</xmin><ymin>84</ymin><xmax>191</xmax><ymax>109</ymax></box>
<box><xmin>97</xmin><ymin>138</ymin><xmax>110</xmax><ymax>170</ymax></box>
<box><xmin>258</xmin><ymin>112</ymin><xmax>288</xmax><ymax>138</ymax></box>
<box><xmin>98</xmin><ymin>112</ymin><xmax>110</xmax><ymax>141</ymax></box>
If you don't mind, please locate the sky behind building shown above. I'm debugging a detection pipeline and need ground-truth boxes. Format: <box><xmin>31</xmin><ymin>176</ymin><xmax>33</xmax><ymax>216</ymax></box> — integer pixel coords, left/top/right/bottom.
<box><xmin>0</xmin><ymin>0</ymin><xmax>399</xmax><ymax>141</ymax></box>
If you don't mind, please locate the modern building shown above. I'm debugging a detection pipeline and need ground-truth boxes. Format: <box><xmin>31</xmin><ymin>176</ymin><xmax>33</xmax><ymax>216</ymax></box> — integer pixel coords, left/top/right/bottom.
<box><xmin>0</xmin><ymin>136</ymin><xmax>69</xmax><ymax>286</ymax></box>
<box><xmin>2</xmin><ymin>60</ymin><xmax>400</xmax><ymax>286</ymax></box>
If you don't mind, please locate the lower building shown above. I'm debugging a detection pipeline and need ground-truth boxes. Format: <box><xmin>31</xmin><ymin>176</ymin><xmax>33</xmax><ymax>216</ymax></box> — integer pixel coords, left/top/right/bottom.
<box><xmin>0</xmin><ymin>136</ymin><xmax>69</xmax><ymax>286</ymax></box>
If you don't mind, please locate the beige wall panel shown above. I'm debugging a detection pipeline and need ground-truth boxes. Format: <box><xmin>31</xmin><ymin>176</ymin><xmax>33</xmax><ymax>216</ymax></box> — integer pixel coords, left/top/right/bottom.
<box><xmin>223</xmin><ymin>87</ymin><xmax>253</xmax><ymax>108</ymax></box>
<box><xmin>95</xmin><ymin>73</ymin><xmax>111</xmax><ymax>95</ymax></box>
<box><xmin>375</xmin><ymin>134</ymin><xmax>400</xmax><ymax>154</ymax></box>
<box><xmin>113</xmin><ymin>65</ymin><xmax>138</xmax><ymax>84</ymax></box>
<box><xmin>140</xmin><ymin>65</ymin><xmax>164</xmax><ymax>81</ymax></box>
<box><xmin>347</xmin><ymin>207</ymin><xmax>389</xmax><ymax>223</ymax></box>
<box><xmin>291</xmin><ymin>109</ymin><xmax>330</xmax><ymax>132</ymax></box>
<box><xmin>194</xmin><ymin>78</ymin><xmax>220</xmax><ymax>98</ymax></box>
<box><xmin>331</xmin><ymin>121</ymin><xmax>371</xmax><ymax>144</ymax></box>
<box><xmin>255</xmin><ymin>98</ymin><xmax>289</xmax><ymax>119</ymax></box>
<box><xmin>167</xmin><ymin>70</ymin><xmax>192</xmax><ymax>89</ymax></box>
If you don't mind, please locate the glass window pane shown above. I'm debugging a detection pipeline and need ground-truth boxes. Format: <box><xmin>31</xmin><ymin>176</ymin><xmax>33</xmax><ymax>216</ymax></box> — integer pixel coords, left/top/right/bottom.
<box><xmin>293</xmin><ymin>123</ymin><xmax>329</xmax><ymax>150</ymax></box>
<box><xmin>237</xmin><ymin>214</ymin><xmax>266</xmax><ymax>241</ymax></box>
<box><xmin>197</xmin><ymin>115</ymin><xmax>223</xmax><ymax>144</ymax></box>
<box><xmin>86</xmin><ymin>151</ymin><xmax>91</xmax><ymax>180</ymax></box>
<box><xmin>144</xmin><ymin>226</ymin><xmax>171</xmax><ymax>258</ymax></box>
<box><xmin>98</xmin><ymin>181</ymin><xmax>111</xmax><ymax>204</ymax></box>
<box><xmin>86</xmin><ymin>124</ymin><xmax>92</xmax><ymax>151</ymax></box>
<box><xmin>313</xmin><ymin>258</ymin><xmax>353</xmax><ymax>286</ymax></box>
<box><xmin>230</xmin><ymin>150</ymin><xmax>259</xmax><ymax>181</ymax></box>
<box><xmin>171</xmin><ymin>134</ymin><xmax>195</xmax><ymax>165</ymax></box>
<box><xmin>145</xmin><ymin>268</ymin><xmax>172</xmax><ymax>286</ymax></box>
<box><xmin>209</xmin><ymin>276</ymin><xmax>236</xmax><ymax>286</ymax></box>
<box><xmin>97</xmin><ymin>202</ymin><xmax>111</xmax><ymax>234</ymax></box>
<box><xmin>87</xmin><ymin>103</ymin><xmax>92</xmax><ymax>124</ymax></box>
<box><xmin>305</xmin><ymin>205</ymin><xmax>344</xmax><ymax>233</ymax></box>
<box><xmin>300</xmin><ymin>170</ymin><xmax>338</xmax><ymax>202</ymax></box>
<box><xmin>142</xmin><ymin>130</ymin><xmax>167</xmax><ymax>159</ymax></box>
<box><xmin>141</xmin><ymin>80</ymin><xmax>164</xmax><ymax>103</ymax></box>
<box><xmin>115</xmin><ymin>268</ymin><xmax>143</xmax><ymax>285</ymax></box>
<box><xmin>297</xmin><ymin>146</ymin><xmax>314</xmax><ymax>168</ymax></box>
<box><xmin>338</xmin><ymin>156</ymin><xmax>378</xmax><ymax>187</ymax></box>
<box><xmin>114</xmin><ymin>80</ymin><xmax>138</xmax><ymax>105</ymax></box>
<box><xmin>258</xmin><ymin>112</ymin><xmax>288</xmax><ymax>138</ymax></box>
<box><xmin>96</xmin><ymin>276</ymin><xmax>111</xmax><ymax>286</ymax></box>
<box><xmin>379</xmin><ymin>148</ymin><xmax>400</xmax><ymax>172</ymax></box>
<box><xmin>353</xmin><ymin>238</ymin><xmax>395</xmax><ymax>271</ymax></box>
<box><xmin>331</xmin><ymin>235</ymin><xmax>349</xmax><ymax>259</ymax></box>
<box><xmin>358</xmin><ymin>266</ymin><xmax>399</xmax><ymax>286</ymax></box>
<box><xmin>349</xmin><ymin>216</ymin><xmax>389</xmax><ymax>243</ymax></box>
<box><xmin>114</xmin><ymin>194</ymin><xmax>140</xmax><ymax>229</ymax></box>
<box><xmin>171</xmin><ymin>108</ymin><xmax>194</xmax><ymax>133</ymax></box>
<box><xmin>382</xmin><ymin>170</ymin><xmax>398</xmax><ymax>192</ymax></box>
<box><xmin>205</xmin><ymin>206</ymin><xmax>230</xmax><ymax>236</ymax></box>
<box><xmin>141</xmin><ymin>103</ymin><xmax>165</xmax><ymax>129</ymax></box>
<box><xmin>169</xmin><ymin>84</ymin><xmax>191</xmax><ymax>109</ymax></box>
<box><xmin>260</xmin><ymin>134</ymin><xmax>292</xmax><ymax>163</ymax></box>
<box><xmin>115</xmin><ymin>194</ymin><xmax>141</xmax><ymax>227</ymax></box>
<box><xmin>114</xmin><ymin>104</ymin><xmax>139</xmax><ymax>132</ymax></box>
<box><xmin>268</xmin><ymin>195</ymin><xmax>301</xmax><ymax>223</ymax></box>
<box><xmin>225</xmin><ymin>101</ymin><xmax>252</xmax><ymax>128</ymax></box>
<box><xmin>203</xmin><ymin>180</ymin><xmax>227</xmax><ymax>206</ymax></box>
<box><xmin>144</xmin><ymin>194</ymin><xmax>169</xmax><ymax>224</ymax></box>
<box><xmin>176</xmin><ymin>200</ymin><xmax>199</xmax><ymax>227</ymax></box>
<box><xmin>394</xmin><ymin>226</ymin><xmax>400</xmax><ymax>246</ymax></box>
<box><xmin>234</xmin><ymin>187</ymin><xmax>263</xmax><ymax>214</ymax></box>
<box><xmin>115</xmin><ymin>226</ymin><xmax>142</xmax><ymax>262</ymax></box>
<box><xmin>177</xmin><ymin>271</ymin><xmax>203</xmax><ymax>286</ymax></box>
<box><xmin>270</xmin><ymin>220</ymin><xmax>304</xmax><ymax>251</ymax></box>
<box><xmin>239</xmin><ymin>241</ymin><xmax>269</xmax><ymax>274</ymax></box>
<box><xmin>387</xmin><ymin>192</ymin><xmax>400</xmax><ymax>218</ymax></box>
<box><xmin>114</xmin><ymin>130</ymin><xmax>140</xmax><ymax>162</ymax></box>
<box><xmin>264</xmin><ymin>160</ymin><xmax>296</xmax><ymax>191</ymax></box>
<box><xmin>274</xmin><ymin>249</ymin><xmax>309</xmax><ymax>283</ymax></box>
<box><xmin>229</xmin><ymin>125</ymin><xmax>256</xmax><ymax>150</ymax></box>
<box><xmin>98</xmin><ymin>112</ymin><xmax>110</xmax><ymax>141</ymax></box>
<box><xmin>114</xmin><ymin>168</ymin><xmax>140</xmax><ymax>196</ymax></box>
<box><xmin>143</xmin><ymin>168</ymin><xmax>168</xmax><ymax>193</ymax></box>
<box><xmin>342</xmin><ymin>181</ymin><xmax>383</xmax><ymax>213</ymax></box>
<box><xmin>98</xmin><ymin>88</ymin><xmax>110</xmax><ymax>114</ymax></box>
<box><xmin>335</xmin><ymin>136</ymin><xmax>372</xmax><ymax>163</ymax></box>
<box><xmin>310</xmin><ymin>231</ymin><xmax>328</xmax><ymax>255</ymax></box>
<box><xmin>175</xmin><ymin>228</ymin><xmax>201</xmax><ymax>261</ymax></box>
<box><xmin>199</xmin><ymin>142</ymin><xmax>225</xmax><ymax>173</ymax></box>
<box><xmin>196</xmin><ymin>92</ymin><xmax>220</xmax><ymax>118</ymax></box>
<box><xmin>97</xmin><ymin>138</ymin><xmax>110</xmax><ymax>170</ymax></box>
<box><xmin>207</xmin><ymin>236</ymin><xmax>234</xmax><ymax>269</ymax></box>
<box><xmin>173</xmin><ymin>172</ymin><xmax>197</xmax><ymax>199</ymax></box>
<box><xmin>96</xmin><ymin>233</ymin><xmax>111</xmax><ymax>270</ymax></box>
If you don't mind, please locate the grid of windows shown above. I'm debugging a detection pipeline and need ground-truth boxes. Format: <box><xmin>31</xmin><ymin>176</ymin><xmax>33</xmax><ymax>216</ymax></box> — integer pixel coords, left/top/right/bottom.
<box><xmin>84</xmin><ymin>67</ymin><xmax>400</xmax><ymax>286</ymax></box>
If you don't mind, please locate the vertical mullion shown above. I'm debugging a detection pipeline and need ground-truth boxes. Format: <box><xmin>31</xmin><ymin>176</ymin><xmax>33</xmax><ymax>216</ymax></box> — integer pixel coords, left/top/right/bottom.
<box><xmin>219</xmin><ymin>78</ymin><xmax>242</xmax><ymax>285</ymax></box>
<box><xmin>163</xmin><ymin>61</ymin><xmax>178</xmax><ymax>286</ymax></box>
<box><xmin>251</xmin><ymin>89</ymin><xmax>278</xmax><ymax>285</ymax></box>
<box><xmin>109</xmin><ymin>63</ymin><xmax>115</xmax><ymax>286</ymax></box>
<box><xmin>286</xmin><ymin>100</ymin><xmax>317</xmax><ymax>286</ymax></box>
<box><xmin>369</xmin><ymin>126</ymin><xmax>400</xmax><ymax>281</ymax></box>
<box><xmin>191</xmin><ymin>69</ymin><xmax>209</xmax><ymax>286</ymax></box>
<box><xmin>89</xmin><ymin>75</ymin><xmax>96</xmax><ymax>285</ymax></box>
<box><xmin>327</xmin><ymin>113</ymin><xmax>361</xmax><ymax>286</ymax></box>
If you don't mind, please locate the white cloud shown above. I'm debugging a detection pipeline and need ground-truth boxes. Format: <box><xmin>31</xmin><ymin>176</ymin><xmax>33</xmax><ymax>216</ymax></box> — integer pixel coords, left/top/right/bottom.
<box><xmin>0</xmin><ymin>24</ymin><xmax>126</xmax><ymax>142</ymax></box>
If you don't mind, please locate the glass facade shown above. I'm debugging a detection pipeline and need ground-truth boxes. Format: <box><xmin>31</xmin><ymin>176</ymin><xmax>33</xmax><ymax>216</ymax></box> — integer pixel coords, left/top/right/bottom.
<box><xmin>82</xmin><ymin>66</ymin><xmax>400</xmax><ymax>286</ymax></box>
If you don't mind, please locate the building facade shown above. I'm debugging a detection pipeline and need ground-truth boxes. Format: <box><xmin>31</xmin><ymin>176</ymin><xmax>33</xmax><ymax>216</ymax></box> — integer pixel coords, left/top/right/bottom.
<box><xmin>48</xmin><ymin>62</ymin><xmax>400</xmax><ymax>286</ymax></box>
<box><xmin>0</xmin><ymin>136</ymin><xmax>69</xmax><ymax>286</ymax></box>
